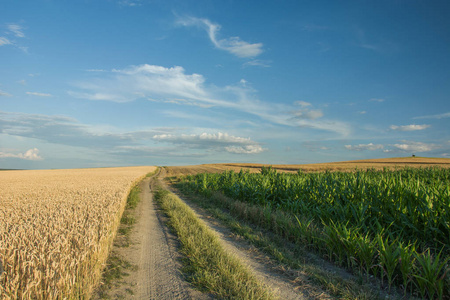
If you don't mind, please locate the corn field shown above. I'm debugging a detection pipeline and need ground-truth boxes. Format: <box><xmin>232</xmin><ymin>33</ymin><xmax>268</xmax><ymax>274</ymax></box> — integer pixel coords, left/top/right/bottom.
<box><xmin>0</xmin><ymin>166</ymin><xmax>154</xmax><ymax>299</ymax></box>
<box><xmin>181</xmin><ymin>167</ymin><xmax>450</xmax><ymax>299</ymax></box>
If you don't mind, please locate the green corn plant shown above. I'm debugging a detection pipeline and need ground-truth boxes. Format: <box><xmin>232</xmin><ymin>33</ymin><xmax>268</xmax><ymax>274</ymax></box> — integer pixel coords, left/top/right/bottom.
<box><xmin>179</xmin><ymin>167</ymin><xmax>450</xmax><ymax>297</ymax></box>
<box><xmin>413</xmin><ymin>248</ymin><xmax>449</xmax><ymax>300</ymax></box>
<box><xmin>398</xmin><ymin>242</ymin><xmax>416</xmax><ymax>296</ymax></box>
<box><xmin>377</xmin><ymin>235</ymin><xmax>400</xmax><ymax>293</ymax></box>
<box><xmin>353</xmin><ymin>232</ymin><xmax>377</xmax><ymax>280</ymax></box>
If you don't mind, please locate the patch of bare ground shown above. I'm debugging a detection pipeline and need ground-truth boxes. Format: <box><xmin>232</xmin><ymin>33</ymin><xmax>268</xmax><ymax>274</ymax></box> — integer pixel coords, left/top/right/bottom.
<box><xmin>94</xmin><ymin>175</ymin><xmax>210</xmax><ymax>300</ymax></box>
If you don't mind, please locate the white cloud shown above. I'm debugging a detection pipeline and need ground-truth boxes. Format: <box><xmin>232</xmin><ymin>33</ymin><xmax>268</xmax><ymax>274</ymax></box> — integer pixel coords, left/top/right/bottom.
<box><xmin>390</xmin><ymin>124</ymin><xmax>431</xmax><ymax>131</ymax></box>
<box><xmin>153</xmin><ymin>132</ymin><xmax>265</xmax><ymax>154</ymax></box>
<box><xmin>0</xmin><ymin>148</ymin><xmax>43</xmax><ymax>160</ymax></box>
<box><xmin>243</xmin><ymin>60</ymin><xmax>271</xmax><ymax>68</ymax></box>
<box><xmin>413</xmin><ymin>112</ymin><xmax>450</xmax><ymax>120</ymax></box>
<box><xmin>26</xmin><ymin>92</ymin><xmax>52</xmax><ymax>97</ymax></box>
<box><xmin>153</xmin><ymin>132</ymin><xmax>251</xmax><ymax>145</ymax></box>
<box><xmin>369</xmin><ymin>98</ymin><xmax>385</xmax><ymax>102</ymax></box>
<box><xmin>392</xmin><ymin>141</ymin><xmax>440</xmax><ymax>153</ymax></box>
<box><xmin>291</xmin><ymin>109</ymin><xmax>323</xmax><ymax>120</ymax></box>
<box><xmin>291</xmin><ymin>101</ymin><xmax>323</xmax><ymax>120</ymax></box>
<box><xmin>225</xmin><ymin>145</ymin><xmax>265</xmax><ymax>154</ymax></box>
<box><xmin>0</xmin><ymin>37</ymin><xmax>12</xmax><ymax>46</ymax></box>
<box><xmin>345</xmin><ymin>143</ymin><xmax>384</xmax><ymax>151</ymax></box>
<box><xmin>177</xmin><ymin>16</ymin><xmax>263</xmax><ymax>58</ymax></box>
<box><xmin>357</xmin><ymin>111</ymin><xmax>367</xmax><ymax>115</ymax></box>
<box><xmin>7</xmin><ymin>24</ymin><xmax>25</xmax><ymax>38</ymax></box>
<box><xmin>294</xmin><ymin>101</ymin><xmax>312</xmax><ymax>107</ymax></box>
<box><xmin>70</xmin><ymin>64</ymin><xmax>351</xmax><ymax>136</ymax></box>
<box><xmin>118</xmin><ymin>0</ymin><xmax>141</xmax><ymax>6</ymax></box>
<box><xmin>70</xmin><ymin>64</ymin><xmax>223</xmax><ymax>105</ymax></box>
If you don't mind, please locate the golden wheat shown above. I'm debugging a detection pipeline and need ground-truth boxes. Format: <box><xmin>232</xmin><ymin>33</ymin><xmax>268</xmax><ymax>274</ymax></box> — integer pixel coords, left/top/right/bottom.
<box><xmin>0</xmin><ymin>166</ymin><xmax>155</xmax><ymax>299</ymax></box>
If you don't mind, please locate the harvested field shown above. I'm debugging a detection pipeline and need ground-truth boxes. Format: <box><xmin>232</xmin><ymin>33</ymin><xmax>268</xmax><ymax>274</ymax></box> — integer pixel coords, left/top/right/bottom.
<box><xmin>0</xmin><ymin>166</ymin><xmax>155</xmax><ymax>300</ymax></box>
<box><xmin>164</xmin><ymin>157</ymin><xmax>450</xmax><ymax>177</ymax></box>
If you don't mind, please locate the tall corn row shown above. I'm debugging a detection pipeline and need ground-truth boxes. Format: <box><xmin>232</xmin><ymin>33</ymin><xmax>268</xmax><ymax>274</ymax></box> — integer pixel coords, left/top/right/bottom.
<box><xmin>182</xmin><ymin>167</ymin><xmax>450</xmax><ymax>299</ymax></box>
<box><xmin>0</xmin><ymin>167</ymin><xmax>154</xmax><ymax>299</ymax></box>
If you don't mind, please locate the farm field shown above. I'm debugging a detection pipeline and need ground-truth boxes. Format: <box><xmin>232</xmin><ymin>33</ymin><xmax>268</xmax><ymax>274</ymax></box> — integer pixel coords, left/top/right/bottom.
<box><xmin>1</xmin><ymin>157</ymin><xmax>449</xmax><ymax>299</ymax></box>
<box><xmin>0</xmin><ymin>166</ymin><xmax>155</xmax><ymax>300</ymax></box>
<box><xmin>164</xmin><ymin>157</ymin><xmax>450</xmax><ymax>177</ymax></box>
<box><xmin>168</xmin><ymin>157</ymin><xmax>450</xmax><ymax>299</ymax></box>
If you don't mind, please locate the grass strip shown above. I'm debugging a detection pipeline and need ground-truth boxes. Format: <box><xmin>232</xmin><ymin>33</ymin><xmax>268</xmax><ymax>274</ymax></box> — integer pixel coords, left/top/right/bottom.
<box><xmin>152</xmin><ymin>185</ymin><xmax>273</xmax><ymax>300</ymax></box>
<box><xmin>173</xmin><ymin>182</ymin><xmax>397</xmax><ymax>300</ymax></box>
<box><xmin>96</xmin><ymin>170</ymin><xmax>158</xmax><ymax>298</ymax></box>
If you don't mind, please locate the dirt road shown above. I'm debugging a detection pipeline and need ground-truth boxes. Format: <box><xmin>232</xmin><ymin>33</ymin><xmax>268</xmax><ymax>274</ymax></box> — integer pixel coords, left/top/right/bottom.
<box><xmin>97</xmin><ymin>174</ymin><xmax>208</xmax><ymax>299</ymax></box>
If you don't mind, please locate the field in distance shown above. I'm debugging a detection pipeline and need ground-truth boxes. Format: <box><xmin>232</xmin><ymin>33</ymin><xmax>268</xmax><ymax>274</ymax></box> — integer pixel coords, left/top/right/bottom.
<box><xmin>164</xmin><ymin>156</ymin><xmax>450</xmax><ymax>177</ymax></box>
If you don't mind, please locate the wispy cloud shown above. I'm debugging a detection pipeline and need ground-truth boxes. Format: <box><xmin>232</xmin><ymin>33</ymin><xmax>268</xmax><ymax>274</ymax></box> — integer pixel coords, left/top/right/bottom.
<box><xmin>243</xmin><ymin>59</ymin><xmax>271</xmax><ymax>68</ymax></box>
<box><xmin>290</xmin><ymin>101</ymin><xmax>323</xmax><ymax>120</ymax></box>
<box><xmin>26</xmin><ymin>92</ymin><xmax>52</xmax><ymax>97</ymax></box>
<box><xmin>1</xmin><ymin>23</ymin><xmax>27</xmax><ymax>52</ymax></box>
<box><xmin>0</xmin><ymin>148</ymin><xmax>42</xmax><ymax>160</ymax></box>
<box><xmin>70</xmin><ymin>64</ymin><xmax>217</xmax><ymax>104</ymax></box>
<box><xmin>177</xmin><ymin>16</ymin><xmax>263</xmax><ymax>58</ymax></box>
<box><xmin>368</xmin><ymin>98</ymin><xmax>385</xmax><ymax>102</ymax></box>
<box><xmin>118</xmin><ymin>0</ymin><xmax>142</xmax><ymax>6</ymax></box>
<box><xmin>355</xmin><ymin>27</ymin><xmax>398</xmax><ymax>54</ymax></box>
<box><xmin>345</xmin><ymin>143</ymin><xmax>384</xmax><ymax>151</ymax></box>
<box><xmin>413</xmin><ymin>112</ymin><xmax>450</xmax><ymax>120</ymax></box>
<box><xmin>390</xmin><ymin>124</ymin><xmax>431</xmax><ymax>131</ymax></box>
<box><xmin>70</xmin><ymin>64</ymin><xmax>351</xmax><ymax>136</ymax></box>
<box><xmin>7</xmin><ymin>24</ymin><xmax>25</xmax><ymax>38</ymax></box>
<box><xmin>0</xmin><ymin>37</ymin><xmax>12</xmax><ymax>46</ymax></box>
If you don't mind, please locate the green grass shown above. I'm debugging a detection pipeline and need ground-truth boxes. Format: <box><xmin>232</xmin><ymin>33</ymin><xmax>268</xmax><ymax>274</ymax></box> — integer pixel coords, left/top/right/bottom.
<box><xmin>95</xmin><ymin>175</ymin><xmax>149</xmax><ymax>298</ymax></box>
<box><xmin>152</xmin><ymin>184</ymin><xmax>274</xmax><ymax>299</ymax></box>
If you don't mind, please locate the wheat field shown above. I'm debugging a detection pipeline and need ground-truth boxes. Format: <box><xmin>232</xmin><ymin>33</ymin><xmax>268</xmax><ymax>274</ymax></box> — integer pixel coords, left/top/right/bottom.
<box><xmin>0</xmin><ymin>166</ymin><xmax>155</xmax><ymax>299</ymax></box>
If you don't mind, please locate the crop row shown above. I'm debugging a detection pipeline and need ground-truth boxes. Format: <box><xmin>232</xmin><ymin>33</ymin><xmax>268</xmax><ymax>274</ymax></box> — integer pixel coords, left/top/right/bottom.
<box><xmin>181</xmin><ymin>167</ymin><xmax>450</xmax><ymax>299</ymax></box>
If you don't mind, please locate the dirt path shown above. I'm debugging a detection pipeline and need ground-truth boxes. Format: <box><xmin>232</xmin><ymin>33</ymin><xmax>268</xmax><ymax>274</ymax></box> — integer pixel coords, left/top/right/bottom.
<box><xmin>97</xmin><ymin>174</ymin><xmax>209</xmax><ymax>299</ymax></box>
<box><xmin>100</xmin><ymin>169</ymin><xmax>314</xmax><ymax>299</ymax></box>
<box><xmin>160</xmin><ymin>168</ymin><xmax>314</xmax><ymax>300</ymax></box>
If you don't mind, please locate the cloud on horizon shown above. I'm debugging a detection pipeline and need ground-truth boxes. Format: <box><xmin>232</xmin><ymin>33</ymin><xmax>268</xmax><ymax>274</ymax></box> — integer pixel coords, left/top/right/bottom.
<box><xmin>153</xmin><ymin>132</ymin><xmax>266</xmax><ymax>154</ymax></box>
<box><xmin>392</xmin><ymin>141</ymin><xmax>440</xmax><ymax>153</ymax></box>
<box><xmin>0</xmin><ymin>148</ymin><xmax>42</xmax><ymax>160</ymax></box>
<box><xmin>0</xmin><ymin>111</ymin><xmax>266</xmax><ymax>159</ymax></box>
<box><xmin>345</xmin><ymin>143</ymin><xmax>384</xmax><ymax>151</ymax></box>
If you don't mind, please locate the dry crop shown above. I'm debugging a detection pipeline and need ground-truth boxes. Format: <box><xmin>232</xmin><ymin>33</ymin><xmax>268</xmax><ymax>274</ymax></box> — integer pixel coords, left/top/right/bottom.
<box><xmin>0</xmin><ymin>166</ymin><xmax>155</xmax><ymax>299</ymax></box>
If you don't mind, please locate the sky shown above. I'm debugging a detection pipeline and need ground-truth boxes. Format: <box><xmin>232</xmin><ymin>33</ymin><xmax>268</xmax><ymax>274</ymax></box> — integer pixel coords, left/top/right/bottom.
<box><xmin>1</xmin><ymin>0</ymin><xmax>449</xmax><ymax>169</ymax></box>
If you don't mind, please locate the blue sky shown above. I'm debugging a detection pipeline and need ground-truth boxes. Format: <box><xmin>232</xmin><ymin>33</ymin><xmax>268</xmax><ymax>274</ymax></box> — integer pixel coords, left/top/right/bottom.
<box><xmin>1</xmin><ymin>0</ymin><xmax>449</xmax><ymax>169</ymax></box>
